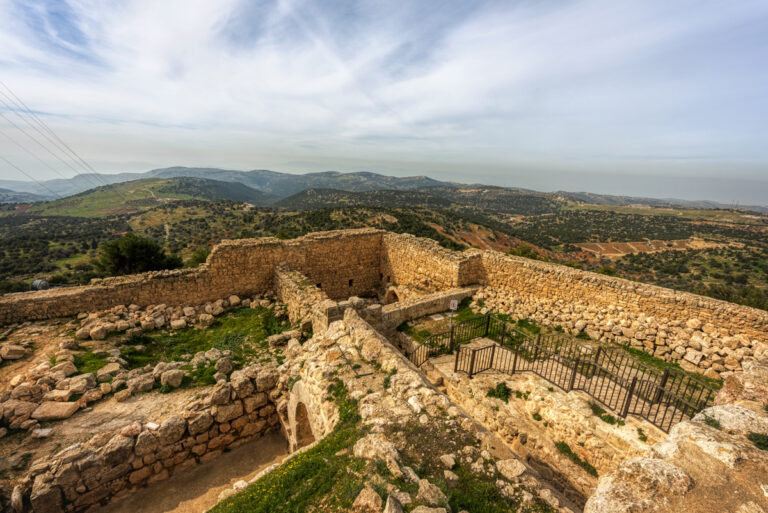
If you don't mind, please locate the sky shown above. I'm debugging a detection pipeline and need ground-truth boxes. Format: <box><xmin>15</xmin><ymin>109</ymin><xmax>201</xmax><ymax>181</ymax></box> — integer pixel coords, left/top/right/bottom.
<box><xmin>0</xmin><ymin>0</ymin><xmax>767</xmax><ymax>204</ymax></box>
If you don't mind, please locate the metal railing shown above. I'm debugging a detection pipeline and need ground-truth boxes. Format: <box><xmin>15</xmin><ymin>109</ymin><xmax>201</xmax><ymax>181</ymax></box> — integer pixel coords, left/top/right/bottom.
<box><xmin>406</xmin><ymin>314</ymin><xmax>717</xmax><ymax>432</ymax></box>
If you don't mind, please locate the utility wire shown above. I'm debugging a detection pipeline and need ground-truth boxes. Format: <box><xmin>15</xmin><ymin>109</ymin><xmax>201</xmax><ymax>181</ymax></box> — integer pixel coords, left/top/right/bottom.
<box><xmin>0</xmin><ymin>83</ymin><xmax>111</xmax><ymax>188</ymax></box>
<box><xmin>0</xmin><ymin>155</ymin><xmax>61</xmax><ymax>199</ymax></box>
<box><xmin>0</xmin><ymin>81</ymin><xmax>130</xmax><ymax>201</ymax></box>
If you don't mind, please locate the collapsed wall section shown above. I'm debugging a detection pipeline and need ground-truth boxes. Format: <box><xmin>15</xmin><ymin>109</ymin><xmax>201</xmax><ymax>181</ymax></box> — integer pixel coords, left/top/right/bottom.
<box><xmin>0</xmin><ymin>229</ymin><xmax>384</xmax><ymax>325</ymax></box>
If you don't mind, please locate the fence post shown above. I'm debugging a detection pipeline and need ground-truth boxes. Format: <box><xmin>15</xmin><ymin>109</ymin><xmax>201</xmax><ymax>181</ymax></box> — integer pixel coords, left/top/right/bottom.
<box><xmin>450</xmin><ymin>325</ymin><xmax>455</xmax><ymax>351</ymax></box>
<box><xmin>652</xmin><ymin>368</ymin><xmax>668</xmax><ymax>404</ymax></box>
<box><xmin>468</xmin><ymin>349</ymin><xmax>477</xmax><ymax>379</ymax></box>
<box><xmin>485</xmin><ymin>314</ymin><xmax>491</xmax><ymax>337</ymax></box>
<box><xmin>568</xmin><ymin>357</ymin><xmax>580</xmax><ymax>391</ymax></box>
<box><xmin>490</xmin><ymin>344</ymin><xmax>497</xmax><ymax>369</ymax></box>
<box><xmin>453</xmin><ymin>347</ymin><xmax>460</xmax><ymax>372</ymax></box>
<box><xmin>500</xmin><ymin>322</ymin><xmax>506</xmax><ymax>346</ymax></box>
<box><xmin>622</xmin><ymin>376</ymin><xmax>638</xmax><ymax>417</ymax></box>
<box><xmin>511</xmin><ymin>344</ymin><xmax>519</xmax><ymax>375</ymax></box>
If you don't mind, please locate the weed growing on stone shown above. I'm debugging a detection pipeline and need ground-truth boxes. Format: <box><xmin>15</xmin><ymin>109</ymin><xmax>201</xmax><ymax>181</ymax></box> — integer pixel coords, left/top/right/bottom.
<box><xmin>532</xmin><ymin>413</ymin><xmax>542</xmax><ymax>421</ymax></box>
<box><xmin>701</xmin><ymin>414</ymin><xmax>722</xmax><ymax>430</ymax></box>
<box><xmin>382</xmin><ymin>368</ymin><xmax>396</xmax><ymax>389</ymax></box>
<box><xmin>621</xmin><ymin>345</ymin><xmax>722</xmax><ymax>390</ymax></box>
<box><xmin>555</xmin><ymin>441</ymin><xmax>598</xmax><ymax>477</ymax></box>
<box><xmin>487</xmin><ymin>382</ymin><xmax>512</xmax><ymax>402</ymax></box>
<box><xmin>589</xmin><ymin>402</ymin><xmax>621</xmax><ymax>425</ymax></box>
<box><xmin>515</xmin><ymin>390</ymin><xmax>531</xmax><ymax>400</ymax></box>
<box><xmin>637</xmin><ymin>428</ymin><xmax>648</xmax><ymax>442</ymax></box>
<box><xmin>748</xmin><ymin>432</ymin><xmax>768</xmax><ymax>451</ymax></box>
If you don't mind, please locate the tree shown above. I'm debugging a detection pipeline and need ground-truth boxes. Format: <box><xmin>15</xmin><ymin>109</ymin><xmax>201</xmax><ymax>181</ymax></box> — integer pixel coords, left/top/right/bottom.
<box><xmin>95</xmin><ymin>233</ymin><xmax>182</xmax><ymax>276</ymax></box>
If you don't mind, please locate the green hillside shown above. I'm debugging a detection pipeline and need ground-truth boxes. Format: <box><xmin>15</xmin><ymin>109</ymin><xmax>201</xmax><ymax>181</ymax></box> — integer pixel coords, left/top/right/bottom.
<box><xmin>27</xmin><ymin>177</ymin><xmax>275</xmax><ymax>217</ymax></box>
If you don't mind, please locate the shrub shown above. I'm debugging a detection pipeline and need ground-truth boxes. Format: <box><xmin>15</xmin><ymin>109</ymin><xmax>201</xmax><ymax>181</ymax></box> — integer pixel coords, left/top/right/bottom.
<box><xmin>95</xmin><ymin>233</ymin><xmax>182</xmax><ymax>276</ymax></box>
<box><xmin>486</xmin><ymin>382</ymin><xmax>512</xmax><ymax>402</ymax></box>
<box><xmin>701</xmin><ymin>414</ymin><xmax>722</xmax><ymax>430</ymax></box>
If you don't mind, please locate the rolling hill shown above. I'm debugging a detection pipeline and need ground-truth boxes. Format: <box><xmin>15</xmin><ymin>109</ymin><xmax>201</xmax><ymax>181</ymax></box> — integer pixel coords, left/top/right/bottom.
<box><xmin>0</xmin><ymin>188</ymin><xmax>51</xmax><ymax>203</ymax></box>
<box><xmin>26</xmin><ymin>177</ymin><xmax>276</xmax><ymax>217</ymax></box>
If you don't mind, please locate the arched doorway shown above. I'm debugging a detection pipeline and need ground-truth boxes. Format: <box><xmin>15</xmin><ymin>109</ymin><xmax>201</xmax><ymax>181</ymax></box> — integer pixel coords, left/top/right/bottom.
<box><xmin>294</xmin><ymin>402</ymin><xmax>315</xmax><ymax>449</ymax></box>
<box><xmin>384</xmin><ymin>288</ymin><xmax>400</xmax><ymax>305</ymax></box>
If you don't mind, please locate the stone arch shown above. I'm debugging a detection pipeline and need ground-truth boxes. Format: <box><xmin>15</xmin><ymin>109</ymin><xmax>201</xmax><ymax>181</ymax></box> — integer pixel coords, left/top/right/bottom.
<box><xmin>384</xmin><ymin>287</ymin><xmax>400</xmax><ymax>305</ymax></box>
<box><xmin>293</xmin><ymin>402</ymin><xmax>315</xmax><ymax>449</ymax></box>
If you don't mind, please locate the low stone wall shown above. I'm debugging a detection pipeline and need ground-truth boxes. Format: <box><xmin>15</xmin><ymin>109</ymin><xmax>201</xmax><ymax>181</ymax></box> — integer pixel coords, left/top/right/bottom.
<box><xmin>274</xmin><ymin>264</ymin><xmax>331</xmax><ymax>328</ymax></box>
<box><xmin>17</xmin><ymin>364</ymin><xmax>281</xmax><ymax>513</ymax></box>
<box><xmin>473</xmin><ymin>250</ymin><xmax>768</xmax><ymax>377</ymax></box>
<box><xmin>380</xmin><ymin>286</ymin><xmax>479</xmax><ymax>332</ymax></box>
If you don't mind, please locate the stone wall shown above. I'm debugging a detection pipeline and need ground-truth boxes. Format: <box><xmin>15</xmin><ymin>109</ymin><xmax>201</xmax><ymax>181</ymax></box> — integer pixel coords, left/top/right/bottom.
<box><xmin>0</xmin><ymin>229</ymin><xmax>383</xmax><ymax>325</ymax></box>
<box><xmin>274</xmin><ymin>264</ymin><xmax>331</xmax><ymax>328</ymax></box>
<box><xmin>379</xmin><ymin>286</ymin><xmax>479</xmax><ymax>332</ymax></box>
<box><xmin>18</xmin><ymin>364</ymin><xmax>281</xmax><ymax>513</ymax></box>
<box><xmin>472</xmin><ymin>250</ymin><xmax>768</xmax><ymax>376</ymax></box>
<box><xmin>380</xmin><ymin>232</ymin><xmax>480</xmax><ymax>292</ymax></box>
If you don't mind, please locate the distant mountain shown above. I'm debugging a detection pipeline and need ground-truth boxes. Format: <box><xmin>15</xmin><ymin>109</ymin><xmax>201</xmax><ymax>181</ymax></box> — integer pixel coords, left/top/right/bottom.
<box><xmin>0</xmin><ymin>167</ymin><xmax>452</xmax><ymax>199</ymax></box>
<box><xmin>0</xmin><ymin>188</ymin><xmax>51</xmax><ymax>203</ymax></box>
<box><xmin>3</xmin><ymin>165</ymin><xmax>766</xmax><ymax>213</ymax></box>
<box><xmin>154</xmin><ymin>177</ymin><xmax>278</xmax><ymax>204</ymax></box>
<box><xmin>556</xmin><ymin>190</ymin><xmax>768</xmax><ymax>213</ymax></box>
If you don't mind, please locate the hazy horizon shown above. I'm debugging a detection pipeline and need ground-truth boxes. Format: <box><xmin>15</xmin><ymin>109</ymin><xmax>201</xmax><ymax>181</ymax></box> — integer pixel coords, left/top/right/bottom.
<box><xmin>1</xmin><ymin>1</ymin><xmax>767</xmax><ymax>205</ymax></box>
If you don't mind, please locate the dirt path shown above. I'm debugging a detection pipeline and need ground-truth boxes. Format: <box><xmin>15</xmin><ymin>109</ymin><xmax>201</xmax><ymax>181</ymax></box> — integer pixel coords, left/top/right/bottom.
<box><xmin>95</xmin><ymin>431</ymin><xmax>289</xmax><ymax>513</ymax></box>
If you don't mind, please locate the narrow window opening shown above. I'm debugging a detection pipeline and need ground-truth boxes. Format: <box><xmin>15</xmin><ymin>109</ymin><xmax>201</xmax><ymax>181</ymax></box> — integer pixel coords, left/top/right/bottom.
<box><xmin>348</xmin><ymin>279</ymin><xmax>354</xmax><ymax>287</ymax></box>
<box><xmin>316</xmin><ymin>283</ymin><xmax>321</xmax><ymax>289</ymax></box>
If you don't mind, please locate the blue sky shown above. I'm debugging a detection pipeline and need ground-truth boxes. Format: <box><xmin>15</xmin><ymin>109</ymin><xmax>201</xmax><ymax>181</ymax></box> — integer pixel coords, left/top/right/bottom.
<box><xmin>1</xmin><ymin>0</ymin><xmax>767</xmax><ymax>204</ymax></box>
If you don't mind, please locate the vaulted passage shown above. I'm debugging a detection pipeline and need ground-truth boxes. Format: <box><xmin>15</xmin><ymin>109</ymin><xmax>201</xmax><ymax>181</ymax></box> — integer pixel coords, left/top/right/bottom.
<box><xmin>294</xmin><ymin>402</ymin><xmax>315</xmax><ymax>449</ymax></box>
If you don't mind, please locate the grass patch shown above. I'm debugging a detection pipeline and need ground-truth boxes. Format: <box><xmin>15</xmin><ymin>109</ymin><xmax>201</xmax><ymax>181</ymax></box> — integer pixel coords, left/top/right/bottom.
<box><xmin>396</xmin><ymin>322</ymin><xmax>432</xmax><ymax>342</ymax></box>
<box><xmin>73</xmin><ymin>351</ymin><xmax>108</xmax><ymax>374</ymax></box>
<box><xmin>747</xmin><ymin>432</ymin><xmax>768</xmax><ymax>451</ymax></box>
<box><xmin>589</xmin><ymin>402</ymin><xmax>622</xmax><ymax>425</ymax></box>
<box><xmin>532</xmin><ymin>412</ymin><xmax>542</xmax><ymax>422</ymax></box>
<box><xmin>211</xmin><ymin>380</ymin><xmax>363</xmax><ymax>513</ymax></box>
<box><xmin>555</xmin><ymin>441</ymin><xmax>598</xmax><ymax>477</ymax></box>
<box><xmin>486</xmin><ymin>382</ymin><xmax>512</xmax><ymax>402</ymax></box>
<box><xmin>382</xmin><ymin>368</ymin><xmax>396</xmax><ymax>389</ymax></box>
<box><xmin>621</xmin><ymin>345</ymin><xmax>722</xmax><ymax>390</ymax></box>
<box><xmin>121</xmin><ymin>307</ymin><xmax>288</xmax><ymax>371</ymax></box>
<box><xmin>515</xmin><ymin>318</ymin><xmax>541</xmax><ymax>335</ymax></box>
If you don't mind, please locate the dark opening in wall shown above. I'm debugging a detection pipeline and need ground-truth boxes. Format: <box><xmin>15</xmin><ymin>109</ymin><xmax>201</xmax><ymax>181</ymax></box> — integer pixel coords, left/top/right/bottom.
<box><xmin>316</xmin><ymin>283</ymin><xmax>321</xmax><ymax>289</ymax></box>
<box><xmin>348</xmin><ymin>279</ymin><xmax>354</xmax><ymax>287</ymax></box>
<box><xmin>379</xmin><ymin>272</ymin><xmax>383</xmax><ymax>280</ymax></box>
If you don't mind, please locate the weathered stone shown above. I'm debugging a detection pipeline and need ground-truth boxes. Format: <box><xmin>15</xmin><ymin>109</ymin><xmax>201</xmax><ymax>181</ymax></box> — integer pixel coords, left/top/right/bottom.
<box><xmin>96</xmin><ymin>362</ymin><xmax>122</xmax><ymax>381</ymax></box>
<box><xmin>384</xmin><ymin>495</ymin><xmax>404</xmax><ymax>513</ymax></box>
<box><xmin>102</xmin><ymin>435</ymin><xmax>135</xmax><ymax>466</ymax></box>
<box><xmin>50</xmin><ymin>360</ymin><xmax>77</xmax><ymax>376</ymax></box>
<box><xmin>353</xmin><ymin>484</ymin><xmax>383</xmax><ymax>512</ymax></box>
<box><xmin>210</xmin><ymin>382</ymin><xmax>232</xmax><ymax>405</ymax></box>
<box><xmin>89</xmin><ymin>325</ymin><xmax>108</xmax><ymax>340</ymax></box>
<box><xmin>160</xmin><ymin>369</ymin><xmax>184</xmax><ymax>388</ymax></box>
<box><xmin>31</xmin><ymin>401</ymin><xmax>79</xmax><ymax>421</ymax></box>
<box><xmin>0</xmin><ymin>345</ymin><xmax>25</xmax><ymax>360</ymax></box>
<box><xmin>134</xmin><ymin>430</ymin><xmax>159</xmax><ymax>456</ymax></box>
<box><xmin>215</xmin><ymin>357</ymin><xmax>233</xmax><ymax>375</ymax></box>
<box><xmin>496</xmin><ymin>459</ymin><xmax>526</xmax><ymax>480</ymax></box>
<box><xmin>416</xmin><ymin>479</ymin><xmax>447</xmax><ymax>507</ymax></box>
<box><xmin>30</xmin><ymin>482</ymin><xmax>63</xmax><ymax>513</ymax></box>
<box><xmin>170</xmin><ymin>318</ymin><xmax>187</xmax><ymax>330</ymax></box>
<box><xmin>439</xmin><ymin>454</ymin><xmax>455</xmax><ymax>469</ymax></box>
<box><xmin>214</xmin><ymin>401</ymin><xmax>243</xmax><ymax>423</ymax></box>
<box><xmin>188</xmin><ymin>412</ymin><xmax>215</xmax><ymax>436</ymax></box>
<box><xmin>158</xmin><ymin>415</ymin><xmax>186</xmax><ymax>445</ymax></box>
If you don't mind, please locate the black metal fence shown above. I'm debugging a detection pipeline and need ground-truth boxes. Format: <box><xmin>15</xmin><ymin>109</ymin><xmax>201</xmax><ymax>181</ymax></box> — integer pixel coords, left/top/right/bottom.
<box><xmin>406</xmin><ymin>314</ymin><xmax>717</xmax><ymax>433</ymax></box>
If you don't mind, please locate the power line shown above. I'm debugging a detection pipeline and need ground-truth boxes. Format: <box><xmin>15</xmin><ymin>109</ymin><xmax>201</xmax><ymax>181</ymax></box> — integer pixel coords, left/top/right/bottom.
<box><xmin>0</xmin><ymin>83</ymin><xmax>112</xmax><ymax>189</ymax></box>
<box><xmin>0</xmin><ymin>82</ymin><xmax>130</xmax><ymax>201</ymax></box>
<box><xmin>0</xmin><ymin>155</ymin><xmax>61</xmax><ymax>199</ymax></box>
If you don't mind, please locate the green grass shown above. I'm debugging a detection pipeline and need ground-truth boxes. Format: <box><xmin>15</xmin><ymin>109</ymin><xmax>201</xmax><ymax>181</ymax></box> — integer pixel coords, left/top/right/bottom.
<box><xmin>555</xmin><ymin>441</ymin><xmax>598</xmax><ymax>477</ymax></box>
<box><xmin>211</xmin><ymin>380</ymin><xmax>365</xmax><ymax>513</ymax></box>
<box><xmin>637</xmin><ymin>428</ymin><xmax>648</xmax><ymax>442</ymax></box>
<box><xmin>121</xmin><ymin>307</ymin><xmax>288</xmax><ymax>372</ymax></box>
<box><xmin>621</xmin><ymin>345</ymin><xmax>723</xmax><ymax>390</ymax></box>
<box><xmin>396</xmin><ymin>322</ymin><xmax>432</xmax><ymax>342</ymax></box>
<box><xmin>73</xmin><ymin>351</ymin><xmax>108</xmax><ymax>374</ymax></box>
<box><xmin>532</xmin><ymin>413</ymin><xmax>542</xmax><ymax>422</ymax></box>
<box><xmin>747</xmin><ymin>432</ymin><xmax>768</xmax><ymax>451</ymax></box>
<box><xmin>486</xmin><ymin>382</ymin><xmax>512</xmax><ymax>402</ymax></box>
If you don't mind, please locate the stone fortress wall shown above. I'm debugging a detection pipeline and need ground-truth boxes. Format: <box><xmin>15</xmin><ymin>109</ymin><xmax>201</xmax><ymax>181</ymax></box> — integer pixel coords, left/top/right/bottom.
<box><xmin>2</xmin><ymin>229</ymin><xmax>767</xmax><ymax>375</ymax></box>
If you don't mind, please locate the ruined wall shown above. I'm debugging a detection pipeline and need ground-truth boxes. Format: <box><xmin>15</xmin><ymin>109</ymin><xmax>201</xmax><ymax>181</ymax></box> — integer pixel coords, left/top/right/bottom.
<box><xmin>274</xmin><ymin>264</ymin><xmax>331</xmax><ymax>327</ymax></box>
<box><xmin>379</xmin><ymin>286</ymin><xmax>479</xmax><ymax>332</ymax></box>
<box><xmin>0</xmin><ymin>229</ymin><xmax>383</xmax><ymax>325</ymax></box>
<box><xmin>20</xmin><ymin>364</ymin><xmax>281</xmax><ymax>513</ymax></box>
<box><xmin>473</xmin><ymin>250</ymin><xmax>768</xmax><ymax>376</ymax></box>
<box><xmin>380</xmin><ymin>232</ymin><xmax>481</xmax><ymax>292</ymax></box>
